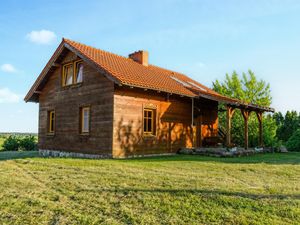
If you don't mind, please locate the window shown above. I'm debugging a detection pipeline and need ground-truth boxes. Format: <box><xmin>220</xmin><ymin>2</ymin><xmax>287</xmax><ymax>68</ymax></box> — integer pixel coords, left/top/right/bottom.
<box><xmin>143</xmin><ymin>108</ymin><xmax>156</xmax><ymax>136</ymax></box>
<box><xmin>48</xmin><ymin>110</ymin><xmax>55</xmax><ymax>133</ymax></box>
<box><xmin>80</xmin><ymin>107</ymin><xmax>90</xmax><ymax>134</ymax></box>
<box><xmin>75</xmin><ymin>60</ymin><xmax>84</xmax><ymax>83</ymax></box>
<box><xmin>170</xmin><ymin>76</ymin><xmax>191</xmax><ymax>87</ymax></box>
<box><xmin>62</xmin><ymin>60</ymin><xmax>83</xmax><ymax>86</ymax></box>
<box><xmin>62</xmin><ymin>63</ymin><xmax>73</xmax><ymax>86</ymax></box>
<box><xmin>187</xmin><ymin>81</ymin><xmax>208</xmax><ymax>92</ymax></box>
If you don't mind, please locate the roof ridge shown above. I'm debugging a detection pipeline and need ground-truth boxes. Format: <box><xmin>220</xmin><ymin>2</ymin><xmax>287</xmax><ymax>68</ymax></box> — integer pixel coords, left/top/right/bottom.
<box><xmin>63</xmin><ymin>38</ymin><xmax>139</xmax><ymax>63</ymax></box>
<box><xmin>148</xmin><ymin>64</ymin><xmax>184</xmax><ymax>75</ymax></box>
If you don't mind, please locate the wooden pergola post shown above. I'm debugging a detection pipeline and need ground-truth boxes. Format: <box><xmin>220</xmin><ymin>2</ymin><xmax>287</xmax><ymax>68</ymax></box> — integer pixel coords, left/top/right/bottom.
<box><xmin>241</xmin><ymin>109</ymin><xmax>251</xmax><ymax>150</ymax></box>
<box><xmin>226</xmin><ymin>105</ymin><xmax>235</xmax><ymax>147</ymax></box>
<box><xmin>191</xmin><ymin>98</ymin><xmax>194</xmax><ymax>147</ymax></box>
<box><xmin>256</xmin><ymin>112</ymin><xmax>263</xmax><ymax>147</ymax></box>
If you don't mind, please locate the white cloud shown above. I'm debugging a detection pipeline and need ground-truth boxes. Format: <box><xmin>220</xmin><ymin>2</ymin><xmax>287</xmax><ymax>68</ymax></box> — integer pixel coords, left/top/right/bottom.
<box><xmin>26</xmin><ymin>29</ymin><xmax>57</xmax><ymax>45</ymax></box>
<box><xmin>0</xmin><ymin>88</ymin><xmax>20</xmax><ymax>103</ymax></box>
<box><xmin>1</xmin><ymin>64</ymin><xmax>17</xmax><ymax>73</ymax></box>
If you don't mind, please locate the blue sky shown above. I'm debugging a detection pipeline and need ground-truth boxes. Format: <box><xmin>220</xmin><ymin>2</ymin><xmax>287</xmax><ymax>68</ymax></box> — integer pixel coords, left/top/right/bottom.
<box><xmin>1</xmin><ymin>0</ymin><xmax>300</xmax><ymax>132</ymax></box>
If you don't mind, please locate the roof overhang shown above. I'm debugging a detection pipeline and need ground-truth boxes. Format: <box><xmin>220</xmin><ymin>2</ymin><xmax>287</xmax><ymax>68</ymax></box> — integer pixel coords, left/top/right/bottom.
<box><xmin>24</xmin><ymin>39</ymin><xmax>122</xmax><ymax>102</ymax></box>
<box><xmin>24</xmin><ymin>41</ymin><xmax>65</xmax><ymax>102</ymax></box>
<box><xmin>195</xmin><ymin>92</ymin><xmax>274</xmax><ymax>113</ymax></box>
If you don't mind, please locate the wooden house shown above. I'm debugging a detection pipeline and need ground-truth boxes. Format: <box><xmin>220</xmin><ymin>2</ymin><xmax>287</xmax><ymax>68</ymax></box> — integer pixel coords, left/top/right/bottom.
<box><xmin>25</xmin><ymin>39</ymin><xmax>274</xmax><ymax>158</ymax></box>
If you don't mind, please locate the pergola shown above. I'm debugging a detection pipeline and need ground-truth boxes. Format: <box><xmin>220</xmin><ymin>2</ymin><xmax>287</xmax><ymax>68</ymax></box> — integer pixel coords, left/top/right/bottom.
<box><xmin>226</xmin><ymin>103</ymin><xmax>274</xmax><ymax>149</ymax></box>
<box><xmin>194</xmin><ymin>92</ymin><xmax>275</xmax><ymax>149</ymax></box>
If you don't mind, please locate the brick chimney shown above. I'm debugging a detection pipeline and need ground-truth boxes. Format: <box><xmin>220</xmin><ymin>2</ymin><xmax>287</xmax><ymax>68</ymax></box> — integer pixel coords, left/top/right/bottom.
<box><xmin>129</xmin><ymin>50</ymin><xmax>148</xmax><ymax>66</ymax></box>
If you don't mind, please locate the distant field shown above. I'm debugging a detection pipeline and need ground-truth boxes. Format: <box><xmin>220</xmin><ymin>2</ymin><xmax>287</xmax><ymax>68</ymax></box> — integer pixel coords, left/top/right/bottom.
<box><xmin>0</xmin><ymin>152</ymin><xmax>299</xmax><ymax>224</ymax></box>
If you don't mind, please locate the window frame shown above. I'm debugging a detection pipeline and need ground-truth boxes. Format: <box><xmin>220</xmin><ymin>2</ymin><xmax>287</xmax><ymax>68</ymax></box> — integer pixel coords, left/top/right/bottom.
<box><xmin>80</xmin><ymin>106</ymin><xmax>90</xmax><ymax>134</ymax></box>
<box><xmin>74</xmin><ymin>60</ymin><xmax>83</xmax><ymax>84</ymax></box>
<box><xmin>62</xmin><ymin>62</ymin><xmax>74</xmax><ymax>87</ymax></box>
<box><xmin>48</xmin><ymin>110</ymin><xmax>55</xmax><ymax>134</ymax></box>
<box><xmin>62</xmin><ymin>60</ymin><xmax>84</xmax><ymax>87</ymax></box>
<box><xmin>143</xmin><ymin>108</ymin><xmax>156</xmax><ymax>136</ymax></box>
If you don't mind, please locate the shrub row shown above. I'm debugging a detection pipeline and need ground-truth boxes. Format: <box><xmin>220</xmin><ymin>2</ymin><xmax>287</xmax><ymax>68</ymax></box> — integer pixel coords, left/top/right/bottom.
<box><xmin>2</xmin><ymin>135</ymin><xmax>37</xmax><ymax>151</ymax></box>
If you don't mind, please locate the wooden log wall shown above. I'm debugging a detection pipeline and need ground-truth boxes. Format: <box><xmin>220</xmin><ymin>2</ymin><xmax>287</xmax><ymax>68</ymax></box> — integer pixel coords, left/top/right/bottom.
<box><xmin>38</xmin><ymin>51</ymin><xmax>114</xmax><ymax>155</ymax></box>
<box><xmin>113</xmin><ymin>87</ymin><xmax>219</xmax><ymax>157</ymax></box>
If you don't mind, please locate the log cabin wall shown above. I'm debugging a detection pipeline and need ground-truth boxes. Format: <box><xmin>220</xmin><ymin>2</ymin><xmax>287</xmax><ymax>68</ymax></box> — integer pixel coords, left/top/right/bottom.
<box><xmin>194</xmin><ymin>98</ymin><xmax>219</xmax><ymax>139</ymax></box>
<box><xmin>112</xmin><ymin>86</ymin><xmax>193</xmax><ymax>157</ymax></box>
<box><xmin>112</xmin><ymin>86</ymin><xmax>219</xmax><ymax>158</ymax></box>
<box><xmin>38</xmin><ymin>51</ymin><xmax>114</xmax><ymax>155</ymax></box>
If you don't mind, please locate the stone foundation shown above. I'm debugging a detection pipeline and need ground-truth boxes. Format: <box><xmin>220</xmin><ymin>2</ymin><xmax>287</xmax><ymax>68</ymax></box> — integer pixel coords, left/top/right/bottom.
<box><xmin>39</xmin><ymin>149</ymin><xmax>176</xmax><ymax>159</ymax></box>
<box><xmin>114</xmin><ymin>153</ymin><xmax>176</xmax><ymax>159</ymax></box>
<box><xmin>39</xmin><ymin>149</ymin><xmax>112</xmax><ymax>159</ymax></box>
<box><xmin>178</xmin><ymin>147</ymin><xmax>273</xmax><ymax>157</ymax></box>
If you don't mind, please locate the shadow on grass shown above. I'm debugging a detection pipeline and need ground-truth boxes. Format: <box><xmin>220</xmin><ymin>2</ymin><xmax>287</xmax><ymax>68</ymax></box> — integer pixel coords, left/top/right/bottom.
<box><xmin>123</xmin><ymin>152</ymin><xmax>300</xmax><ymax>165</ymax></box>
<box><xmin>0</xmin><ymin>151</ymin><xmax>39</xmax><ymax>161</ymax></box>
<box><xmin>84</xmin><ymin>187</ymin><xmax>300</xmax><ymax>200</ymax></box>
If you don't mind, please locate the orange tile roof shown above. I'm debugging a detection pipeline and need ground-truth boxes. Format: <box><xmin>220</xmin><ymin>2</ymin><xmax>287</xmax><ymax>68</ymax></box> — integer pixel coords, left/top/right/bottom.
<box><xmin>63</xmin><ymin>39</ymin><xmax>236</xmax><ymax>98</ymax></box>
<box><xmin>25</xmin><ymin>38</ymin><xmax>274</xmax><ymax>112</ymax></box>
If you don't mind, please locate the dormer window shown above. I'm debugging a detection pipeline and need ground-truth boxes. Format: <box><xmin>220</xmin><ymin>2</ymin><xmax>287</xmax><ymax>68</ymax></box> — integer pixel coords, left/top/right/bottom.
<box><xmin>62</xmin><ymin>60</ymin><xmax>83</xmax><ymax>87</ymax></box>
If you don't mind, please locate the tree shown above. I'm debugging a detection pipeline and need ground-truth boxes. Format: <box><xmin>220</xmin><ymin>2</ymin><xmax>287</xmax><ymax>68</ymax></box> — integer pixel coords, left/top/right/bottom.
<box><xmin>286</xmin><ymin>129</ymin><xmax>300</xmax><ymax>151</ymax></box>
<box><xmin>213</xmin><ymin>70</ymin><xmax>276</xmax><ymax>147</ymax></box>
<box><xmin>273</xmin><ymin>112</ymin><xmax>284</xmax><ymax>127</ymax></box>
<box><xmin>274</xmin><ymin>111</ymin><xmax>300</xmax><ymax>143</ymax></box>
<box><xmin>213</xmin><ymin>70</ymin><xmax>272</xmax><ymax>106</ymax></box>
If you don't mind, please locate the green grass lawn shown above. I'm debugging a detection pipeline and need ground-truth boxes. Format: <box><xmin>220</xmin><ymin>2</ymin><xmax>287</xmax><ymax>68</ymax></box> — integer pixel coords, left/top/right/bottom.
<box><xmin>0</xmin><ymin>152</ymin><xmax>299</xmax><ymax>225</ymax></box>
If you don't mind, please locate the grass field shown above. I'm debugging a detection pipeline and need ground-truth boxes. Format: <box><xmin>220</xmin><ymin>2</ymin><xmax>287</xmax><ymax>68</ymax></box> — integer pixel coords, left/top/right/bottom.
<box><xmin>0</xmin><ymin>152</ymin><xmax>299</xmax><ymax>225</ymax></box>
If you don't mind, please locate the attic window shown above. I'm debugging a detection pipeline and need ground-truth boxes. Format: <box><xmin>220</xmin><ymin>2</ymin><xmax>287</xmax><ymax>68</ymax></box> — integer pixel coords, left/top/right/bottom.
<box><xmin>187</xmin><ymin>81</ymin><xmax>208</xmax><ymax>92</ymax></box>
<box><xmin>75</xmin><ymin>60</ymin><xmax>83</xmax><ymax>83</ymax></box>
<box><xmin>62</xmin><ymin>63</ymin><xmax>73</xmax><ymax>86</ymax></box>
<box><xmin>62</xmin><ymin>60</ymin><xmax>83</xmax><ymax>87</ymax></box>
<box><xmin>170</xmin><ymin>76</ymin><xmax>191</xmax><ymax>87</ymax></box>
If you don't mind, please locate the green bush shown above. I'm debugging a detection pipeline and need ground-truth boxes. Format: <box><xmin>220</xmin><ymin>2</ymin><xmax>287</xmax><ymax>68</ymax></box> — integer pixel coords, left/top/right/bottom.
<box><xmin>2</xmin><ymin>135</ymin><xmax>37</xmax><ymax>151</ymax></box>
<box><xmin>19</xmin><ymin>136</ymin><xmax>37</xmax><ymax>151</ymax></box>
<box><xmin>286</xmin><ymin>129</ymin><xmax>300</xmax><ymax>152</ymax></box>
<box><xmin>2</xmin><ymin>136</ymin><xmax>20</xmax><ymax>151</ymax></box>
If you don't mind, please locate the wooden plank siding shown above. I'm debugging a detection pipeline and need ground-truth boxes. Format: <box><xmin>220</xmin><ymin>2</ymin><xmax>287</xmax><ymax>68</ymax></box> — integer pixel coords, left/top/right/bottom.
<box><xmin>195</xmin><ymin>99</ymin><xmax>219</xmax><ymax>139</ymax></box>
<box><xmin>112</xmin><ymin>86</ymin><xmax>218</xmax><ymax>157</ymax></box>
<box><xmin>38</xmin><ymin>51</ymin><xmax>114</xmax><ymax>155</ymax></box>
